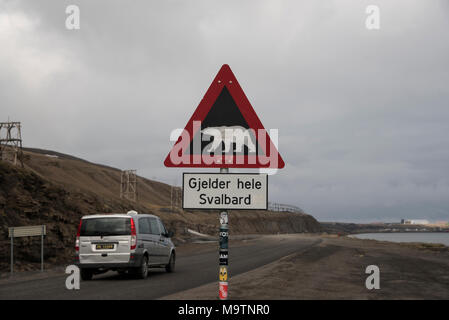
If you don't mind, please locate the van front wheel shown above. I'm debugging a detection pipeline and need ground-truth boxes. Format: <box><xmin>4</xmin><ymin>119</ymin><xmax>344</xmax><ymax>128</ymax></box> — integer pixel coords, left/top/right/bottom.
<box><xmin>166</xmin><ymin>253</ymin><xmax>175</xmax><ymax>273</ymax></box>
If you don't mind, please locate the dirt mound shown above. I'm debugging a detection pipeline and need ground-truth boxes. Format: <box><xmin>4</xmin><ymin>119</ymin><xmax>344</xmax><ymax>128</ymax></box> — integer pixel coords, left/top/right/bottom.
<box><xmin>0</xmin><ymin>149</ymin><xmax>321</xmax><ymax>272</ymax></box>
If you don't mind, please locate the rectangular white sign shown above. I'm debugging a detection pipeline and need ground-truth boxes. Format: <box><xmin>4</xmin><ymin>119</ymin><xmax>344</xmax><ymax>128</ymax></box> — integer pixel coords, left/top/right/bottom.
<box><xmin>8</xmin><ymin>225</ymin><xmax>46</xmax><ymax>238</ymax></box>
<box><xmin>183</xmin><ymin>173</ymin><xmax>268</xmax><ymax>210</ymax></box>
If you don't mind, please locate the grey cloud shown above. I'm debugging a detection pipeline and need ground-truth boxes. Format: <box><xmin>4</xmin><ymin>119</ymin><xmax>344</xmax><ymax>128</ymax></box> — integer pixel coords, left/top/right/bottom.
<box><xmin>1</xmin><ymin>0</ymin><xmax>448</xmax><ymax>222</ymax></box>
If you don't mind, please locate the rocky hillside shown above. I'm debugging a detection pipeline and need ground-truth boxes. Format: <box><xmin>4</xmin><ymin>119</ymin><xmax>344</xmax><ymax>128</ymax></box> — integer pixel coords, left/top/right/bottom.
<box><xmin>0</xmin><ymin>149</ymin><xmax>321</xmax><ymax>272</ymax></box>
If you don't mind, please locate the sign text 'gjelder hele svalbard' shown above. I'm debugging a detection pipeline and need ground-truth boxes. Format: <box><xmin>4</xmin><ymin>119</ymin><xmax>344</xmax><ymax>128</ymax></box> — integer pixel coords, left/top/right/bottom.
<box><xmin>182</xmin><ymin>173</ymin><xmax>267</xmax><ymax>210</ymax></box>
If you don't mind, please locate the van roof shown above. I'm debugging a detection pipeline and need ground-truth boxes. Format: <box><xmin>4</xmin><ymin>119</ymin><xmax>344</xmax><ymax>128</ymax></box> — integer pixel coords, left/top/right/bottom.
<box><xmin>81</xmin><ymin>213</ymin><xmax>159</xmax><ymax>219</ymax></box>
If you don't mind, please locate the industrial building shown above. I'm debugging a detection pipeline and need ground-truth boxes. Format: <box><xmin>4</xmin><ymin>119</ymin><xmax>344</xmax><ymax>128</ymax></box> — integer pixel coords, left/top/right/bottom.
<box><xmin>401</xmin><ymin>219</ymin><xmax>430</xmax><ymax>225</ymax></box>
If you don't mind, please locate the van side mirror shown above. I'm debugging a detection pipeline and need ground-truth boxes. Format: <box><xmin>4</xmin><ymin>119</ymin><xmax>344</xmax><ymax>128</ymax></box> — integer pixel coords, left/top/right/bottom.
<box><xmin>166</xmin><ymin>230</ymin><xmax>174</xmax><ymax>238</ymax></box>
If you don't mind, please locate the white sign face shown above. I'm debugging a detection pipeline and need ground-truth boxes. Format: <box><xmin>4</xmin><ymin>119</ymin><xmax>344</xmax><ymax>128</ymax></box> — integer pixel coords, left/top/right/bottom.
<box><xmin>8</xmin><ymin>225</ymin><xmax>46</xmax><ymax>238</ymax></box>
<box><xmin>183</xmin><ymin>173</ymin><xmax>268</xmax><ymax>210</ymax></box>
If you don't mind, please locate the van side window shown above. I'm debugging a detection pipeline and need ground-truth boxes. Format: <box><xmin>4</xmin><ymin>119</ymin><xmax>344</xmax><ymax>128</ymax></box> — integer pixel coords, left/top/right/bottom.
<box><xmin>138</xmin><ymin>218</ymin><xmax>150</xmax><ymax>234</ymax></box>
<box><xmin>148</xmin><ymin>217</ymin><xmax>160</xmax><ymax>235</ymax></box>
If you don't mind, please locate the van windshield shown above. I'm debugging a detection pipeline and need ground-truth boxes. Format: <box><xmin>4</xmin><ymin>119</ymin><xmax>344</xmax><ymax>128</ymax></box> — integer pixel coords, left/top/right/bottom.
<box><xmin>80</xmin><ymin>217</ymin><xmax>131</xmax><ymax>236</ymax></box>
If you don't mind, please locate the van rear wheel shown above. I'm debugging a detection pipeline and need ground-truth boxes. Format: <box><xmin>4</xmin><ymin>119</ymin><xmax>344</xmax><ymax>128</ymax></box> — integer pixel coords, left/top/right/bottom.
<box><xmin>80</xmin><ymin>269</ymin><xmax>93</xmax><ymax>281</ymax></box>
<box><xmin>135</xmin><ymin>255</ymin><xmax>149</xmax><ymax>279</ymax></box>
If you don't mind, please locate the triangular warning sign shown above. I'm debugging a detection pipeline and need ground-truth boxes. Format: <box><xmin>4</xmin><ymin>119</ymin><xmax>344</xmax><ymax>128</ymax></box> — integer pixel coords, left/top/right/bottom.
<box><xmin>164</xmin><ymin>64</ymin><xmax>285</xmax><ymax>168</ymax></box>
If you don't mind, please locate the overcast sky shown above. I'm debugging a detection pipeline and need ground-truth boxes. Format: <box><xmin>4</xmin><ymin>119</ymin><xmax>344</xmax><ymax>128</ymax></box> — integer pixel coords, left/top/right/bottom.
<box><xmin>1</xmin><ymin>0</ymin><xmax>448</xmax><ymax>222</ymax></box>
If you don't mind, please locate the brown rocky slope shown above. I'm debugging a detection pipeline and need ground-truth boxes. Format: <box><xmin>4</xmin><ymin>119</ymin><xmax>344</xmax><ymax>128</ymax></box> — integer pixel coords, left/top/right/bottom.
<box><xmin>0</xmin><ymin>149</ymin><xmax>321</xmax><ymax>272</ymax></box>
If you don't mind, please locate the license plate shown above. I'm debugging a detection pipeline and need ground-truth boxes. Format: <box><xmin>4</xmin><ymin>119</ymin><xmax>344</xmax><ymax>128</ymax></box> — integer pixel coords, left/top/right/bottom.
<box><xmin>96</xmin><ymin>244</ymin><xmax>114</xmax><ymax>250</ymax></box>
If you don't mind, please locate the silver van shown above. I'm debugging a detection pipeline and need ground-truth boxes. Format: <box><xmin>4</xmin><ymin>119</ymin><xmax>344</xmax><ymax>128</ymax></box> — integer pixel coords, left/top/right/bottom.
<box><xmin>75</xmin><ymin>211</ymin><xmax>175</xmax><ymax>280</ymax></box>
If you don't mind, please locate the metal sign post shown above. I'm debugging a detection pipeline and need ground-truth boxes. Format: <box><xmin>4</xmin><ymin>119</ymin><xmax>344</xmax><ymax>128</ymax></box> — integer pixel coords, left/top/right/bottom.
<box><xmin>8</xmin><ymin>225</ymin><xmax>46</xmax><ymax>274</ymax></box>
<box><xmin>41</xmin><ymin>225</ymin><xmax>45</xmax><ymax>272</ymax></box>
<box><xmin>10</xmin><ymin>228</ymin><xmax>13</xmax><ymax>274</ymax></box>
<box><xmin>164</xmin><ymin>65</ymin><xmax>285</xmax><ymax>300</ymax></box>
<box><xmin>182</xmin><ymin>171</ymin><xmax>268</xmax><ymax>299</ymax></box>
<box><xmin>218</xmin><ymin>167</ymin><xmax>229</xmax><ymax>300</ymax></box>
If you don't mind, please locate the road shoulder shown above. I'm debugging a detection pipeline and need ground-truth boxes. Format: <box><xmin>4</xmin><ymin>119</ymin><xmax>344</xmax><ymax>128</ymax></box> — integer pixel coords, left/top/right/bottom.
<box><xmin>160</xmin><ymin>234</ymin><xmax>449</xmax><ymax>299</ymax></box>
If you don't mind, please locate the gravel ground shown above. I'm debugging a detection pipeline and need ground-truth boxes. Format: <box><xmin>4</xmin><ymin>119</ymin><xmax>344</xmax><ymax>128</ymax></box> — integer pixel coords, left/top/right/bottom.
<box><xmin>162</xmin><ymin>234</ymin><xmax>449</xmax><ymax>300</ymax></box>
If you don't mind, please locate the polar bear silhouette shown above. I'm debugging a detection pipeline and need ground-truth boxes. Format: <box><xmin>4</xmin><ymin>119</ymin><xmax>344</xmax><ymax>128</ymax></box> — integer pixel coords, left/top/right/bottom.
<box><xmin>202</xmin><ymin>126</ymin><xmax>256</xmax><ymax>153</ymax></box>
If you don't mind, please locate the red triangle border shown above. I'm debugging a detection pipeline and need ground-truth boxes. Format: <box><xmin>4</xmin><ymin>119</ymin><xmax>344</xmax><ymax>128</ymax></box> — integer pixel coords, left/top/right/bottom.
<box><xmin>164</xmin><ymin>64</ymin><xmax>285</xmax><ymax>169</ymax></box>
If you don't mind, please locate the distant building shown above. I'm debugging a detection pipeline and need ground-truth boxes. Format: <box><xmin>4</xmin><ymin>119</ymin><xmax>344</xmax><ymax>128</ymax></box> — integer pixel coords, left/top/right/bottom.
<box><xmin>402</xmin><ymin>219</ymin><xmax>429</xmax><ymax>225</ymax></box>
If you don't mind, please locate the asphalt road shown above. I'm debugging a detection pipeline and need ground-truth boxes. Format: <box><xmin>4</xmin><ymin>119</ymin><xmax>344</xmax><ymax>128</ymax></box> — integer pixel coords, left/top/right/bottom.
<box><xmin>0</xmin><ymin>235</ymin><xmax>320</xmax><ymax>299</ymax></box>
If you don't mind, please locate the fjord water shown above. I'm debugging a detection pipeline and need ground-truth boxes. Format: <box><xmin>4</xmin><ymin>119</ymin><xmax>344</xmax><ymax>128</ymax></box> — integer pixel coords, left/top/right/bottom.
<box><xmin>350</xmin><ymin>232</ymin><xmax>449</xmax><ymax>246</ymax></box>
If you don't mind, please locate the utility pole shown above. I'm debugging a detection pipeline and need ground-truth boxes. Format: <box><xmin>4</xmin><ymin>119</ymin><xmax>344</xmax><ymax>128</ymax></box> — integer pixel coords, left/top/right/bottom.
<box><xmin>120</xmin><ymin>170</ymin><xmax>137</xmax><ymax>202</ymax></box>
<box><xmin>0</xmin><ymin>121</ymin><xmax>24</xmax><ymax>167</ymax></box>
